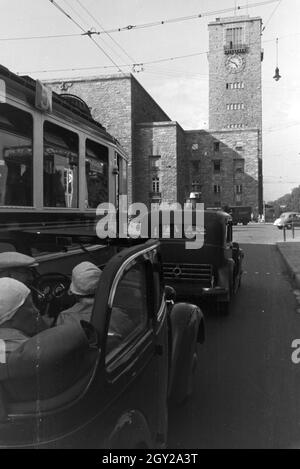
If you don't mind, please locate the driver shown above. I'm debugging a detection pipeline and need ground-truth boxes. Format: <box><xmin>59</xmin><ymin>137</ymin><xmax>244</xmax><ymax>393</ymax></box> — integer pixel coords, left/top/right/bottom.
<box><xmin>0</xmin><ymin>252</ymin><xmax>38</xmax><ymax>286</ymax></box>
<box><xmin>56</xmin><ymin>262</ymin><xmax>102</xmax><ymax>326</ymax></box>
<box><xmin>0</xmin><ymin>278</ymin><xmax>49</xmax><ymax>354</ymax></box>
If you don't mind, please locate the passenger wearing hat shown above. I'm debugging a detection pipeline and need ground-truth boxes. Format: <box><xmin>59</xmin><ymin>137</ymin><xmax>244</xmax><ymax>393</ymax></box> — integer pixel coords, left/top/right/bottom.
<box><xmin>0</xmin><ymin>278</ymin><xmax>49</xmax><ymax>354</ymax></box>
<box><xmin>56</xmin><ymin>262</ymin><xmax>101</xmax><ymax>326</ymax></box>
<box><xmin>0</xmin><ymin>252</ymin><xmax>38</xmax><ymax>286</ymax></box>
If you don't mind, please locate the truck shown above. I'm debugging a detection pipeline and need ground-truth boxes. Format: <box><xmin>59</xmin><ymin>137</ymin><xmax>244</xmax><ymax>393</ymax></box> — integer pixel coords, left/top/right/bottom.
<box><xmin>225</xmin><ymin>206</ymin><xmax>252</xmax><ymax>225</ymax></box>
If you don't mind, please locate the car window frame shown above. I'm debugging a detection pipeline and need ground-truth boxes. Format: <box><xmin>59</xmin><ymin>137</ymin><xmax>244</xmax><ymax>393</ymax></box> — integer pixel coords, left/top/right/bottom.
<box><xmin>104</xmin><ymin>247</ymin><xmax>156</xmax><ymax>373</ymax></box>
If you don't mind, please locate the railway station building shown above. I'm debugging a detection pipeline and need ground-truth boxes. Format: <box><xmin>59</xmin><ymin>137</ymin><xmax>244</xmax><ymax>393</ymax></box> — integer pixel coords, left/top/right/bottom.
<box><xmin>47</xmin><ymin>14</ymin><xmax>263</xmax><ymax>214</ymax></box>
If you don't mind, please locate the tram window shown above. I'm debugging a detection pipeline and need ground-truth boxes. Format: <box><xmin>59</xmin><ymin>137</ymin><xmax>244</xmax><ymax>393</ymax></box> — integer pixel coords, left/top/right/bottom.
<box><xmin>43</xmin><ymin>121</ymin><xmax>79</xmax><ymax>208</ymax></box>
<box><xmin>85</xmin><ymin>139</ymin><xmax>108</xmax><ymax>208</ymax></box>
<box><xmin>0</xmin><ymin>103</ymin><xmax>33</xmax><ymax>207</ymax></box>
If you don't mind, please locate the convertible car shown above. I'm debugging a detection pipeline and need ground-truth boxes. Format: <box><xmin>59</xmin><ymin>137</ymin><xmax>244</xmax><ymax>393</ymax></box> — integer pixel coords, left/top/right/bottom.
<box><xmin>0</xmin><ymin>234</ymin><xmax>205</xmax><ymax>449</ymax></box>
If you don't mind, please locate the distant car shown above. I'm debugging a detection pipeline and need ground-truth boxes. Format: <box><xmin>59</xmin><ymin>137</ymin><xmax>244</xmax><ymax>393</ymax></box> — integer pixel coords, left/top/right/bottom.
<box><xmin>273</xmin><ymin>212</ymin><xmax>300</xmax><ymax>230</ymax></box>
<box><xmin>0</xmin><ymin>237</ymin><xmax>205</xmax><ymax>449</ymax></box>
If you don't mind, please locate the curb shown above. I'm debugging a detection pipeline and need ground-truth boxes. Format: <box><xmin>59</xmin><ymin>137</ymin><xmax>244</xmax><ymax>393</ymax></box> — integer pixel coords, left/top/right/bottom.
<box><xmin>276</xmin><ymin>243</ymin><xmax>300</xmax><ymax>289</ymax></box>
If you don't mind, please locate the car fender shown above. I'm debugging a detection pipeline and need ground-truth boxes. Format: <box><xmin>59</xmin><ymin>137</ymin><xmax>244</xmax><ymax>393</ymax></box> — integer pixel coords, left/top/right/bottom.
<box><xmin>168</xmin><ymin>303</ymin><xmax>204</xmax><ymax>402</ymax></box>
<box><xmin>218</xmin><ymin>259</ymin><xmax>235</xmax><ymax>293</ymax></box>
<box><xmin>107</xmin><ymin>410</ymin><xmax>153</xmax><ymax>449</ymax></box>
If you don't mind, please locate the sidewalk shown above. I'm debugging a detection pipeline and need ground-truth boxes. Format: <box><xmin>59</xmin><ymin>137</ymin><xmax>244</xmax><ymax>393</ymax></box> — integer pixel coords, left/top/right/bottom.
<box><xmin>277</xmin><ymin>241</ymin><xmax>300</xmax><ymax>289</ymax></box>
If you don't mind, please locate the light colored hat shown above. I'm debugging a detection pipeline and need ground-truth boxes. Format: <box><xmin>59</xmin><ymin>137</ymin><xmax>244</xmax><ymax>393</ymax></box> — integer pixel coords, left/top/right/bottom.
<box><xmin>0</xmin><ymin>252</ymin><xmax>38</xmax><ymax>271</ymax></box>
<box><xmin>70</xmin><ymin>262</ymin><xmax>102</xmax><ymax>296</ymax></box>
<box><xmin>0</xmin><ymin>278</ymin><xmax>31</xmax><ymax>326</ymax></box>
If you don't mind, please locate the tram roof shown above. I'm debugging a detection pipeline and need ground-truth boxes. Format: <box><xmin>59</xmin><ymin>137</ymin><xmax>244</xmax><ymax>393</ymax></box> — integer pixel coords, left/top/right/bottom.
<box><xmin>0</xmin><ymin>64</ymin><xmax>121</xmax><ymax>147</ymax></box>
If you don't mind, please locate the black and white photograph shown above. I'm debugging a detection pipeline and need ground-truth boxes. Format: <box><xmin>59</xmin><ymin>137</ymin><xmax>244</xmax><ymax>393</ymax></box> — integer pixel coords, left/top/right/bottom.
<box><xmin>0</xmin><ymin>0</ymin><xmax>299</xmax><ymax>452</ymax></box>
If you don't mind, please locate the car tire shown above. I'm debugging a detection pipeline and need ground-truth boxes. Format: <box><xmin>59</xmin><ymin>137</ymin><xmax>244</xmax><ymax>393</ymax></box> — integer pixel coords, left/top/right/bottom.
<box><xmin>169</xmin><ymin>328</ymin><xmax>198</xmax><ymax>406</ymax></box>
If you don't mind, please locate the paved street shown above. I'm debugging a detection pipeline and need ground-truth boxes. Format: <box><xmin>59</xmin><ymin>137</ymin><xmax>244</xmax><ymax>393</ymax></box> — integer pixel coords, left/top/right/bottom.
<box><xmin>168</xmin><ymin>223</ymin><xmax>300</xmax><ymax>449</ymax></box>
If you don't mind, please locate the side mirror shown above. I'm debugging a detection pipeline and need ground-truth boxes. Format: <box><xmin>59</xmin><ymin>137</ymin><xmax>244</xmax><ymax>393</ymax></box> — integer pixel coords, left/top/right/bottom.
<box><xmin>165</xmin><ymin>285</ymin><xmax>176</xmax><ymax>305</ymax></box>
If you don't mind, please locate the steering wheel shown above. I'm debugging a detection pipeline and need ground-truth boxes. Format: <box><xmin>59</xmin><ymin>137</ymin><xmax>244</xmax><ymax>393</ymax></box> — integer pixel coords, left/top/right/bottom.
<box><xmin>31</xmin><ymin>273</ymin><xmax>74</xmax><ymax>317</ymax></box>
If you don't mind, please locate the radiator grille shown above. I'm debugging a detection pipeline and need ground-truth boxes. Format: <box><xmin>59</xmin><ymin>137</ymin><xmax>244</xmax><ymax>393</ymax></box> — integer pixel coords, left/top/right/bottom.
<box><xmin>163</xmin><ymin>263</ymin><xmax>213</xmax><ymax>286</ymax></box>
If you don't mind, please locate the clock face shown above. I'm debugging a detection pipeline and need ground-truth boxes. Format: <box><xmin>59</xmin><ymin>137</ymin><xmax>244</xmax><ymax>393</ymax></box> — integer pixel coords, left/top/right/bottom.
<box><xmin>226</xmin><ymin>54</ymin><xmax>245</xmax><ymax>72</ymax></box>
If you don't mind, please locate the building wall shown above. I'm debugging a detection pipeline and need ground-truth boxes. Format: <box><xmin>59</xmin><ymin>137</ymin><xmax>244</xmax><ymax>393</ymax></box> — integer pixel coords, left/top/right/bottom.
<box><xmin>186</xmin><ymin>129</ymin><xmax>260</xmax><ymax>212</ymax></box>
<box><xmin>135</xmin><ymin>122</ymin><xmax>188</xmax><ymax>208</ymax></box>
<box><xmin>46</xmin><ymin>74</ymin><xmax>171</xmax><ymax>205</ymax></box>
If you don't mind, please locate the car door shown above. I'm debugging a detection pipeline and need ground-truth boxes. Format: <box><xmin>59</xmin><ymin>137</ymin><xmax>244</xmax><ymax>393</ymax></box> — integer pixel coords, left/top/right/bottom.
<box><xmin>293</xmin><ymin>214</ymin><xmax>300</xmax><ymax>228</ymax></box>
<box><xmin>91</xmin><ymin>243</ymin><xmax>168</xmax><ymax>448</ymax></box>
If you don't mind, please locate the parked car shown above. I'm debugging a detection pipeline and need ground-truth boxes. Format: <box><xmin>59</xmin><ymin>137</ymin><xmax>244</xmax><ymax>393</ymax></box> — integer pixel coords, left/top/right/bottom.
<box><xmin>0</xmin><ymin>233</ymin><xmax>205</xmax><ymax>449</ymax></box>
<box><xmin>273</xmin><ymin>212</ymin><xmax>300</xmax><ymax>230</ymax></box>
<box><xmin>136</xmin><ymin>209</ymin><xmax>243</xmax><ymax>314</ymax></box>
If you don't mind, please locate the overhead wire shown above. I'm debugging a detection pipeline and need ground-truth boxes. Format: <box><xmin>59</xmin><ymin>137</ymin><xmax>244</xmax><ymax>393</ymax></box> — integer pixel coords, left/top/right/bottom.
<box><xmin>74</xmin><ymin>0</ymin><xmax>136</xmax><ymax>63</ymax></box>
<box><xmin>48</xmin><ymin>0</ymin><xmax>124</xmax><ymax>74</ymax></box>
<box><xmin>0</xmin><ymin>0</ymin><xmax>280</xmax><ymax>43</ymax></box>
<box><xmin>70</xmin><ymin>0</ymin><xmax>279</xmax><ymax>35</ymax></box>
<box><xmin>19</xmin><ymin>23</ymin><xmax>293</xmax><ymax>76</ymax></box>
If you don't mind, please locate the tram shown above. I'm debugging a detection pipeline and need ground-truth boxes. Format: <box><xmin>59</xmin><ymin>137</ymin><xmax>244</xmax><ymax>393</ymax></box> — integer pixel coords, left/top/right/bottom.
<box><xmin>0</xmin><ymin>64</ymin><xmax>128</xmax><ymax>238</ymax></box>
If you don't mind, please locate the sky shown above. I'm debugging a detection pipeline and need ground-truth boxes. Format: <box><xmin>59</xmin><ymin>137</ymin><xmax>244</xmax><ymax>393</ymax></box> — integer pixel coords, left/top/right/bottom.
<box><xmin>0</xmin><ymin>0</ymin><xmax>299</xmax><ymax>201</ymax></box>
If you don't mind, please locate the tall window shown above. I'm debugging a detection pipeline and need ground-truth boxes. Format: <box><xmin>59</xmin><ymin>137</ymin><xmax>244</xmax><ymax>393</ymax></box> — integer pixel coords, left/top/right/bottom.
<box><xmin>0</xmin><ymin>104</ymin><xmax>33</xmax><ymax>207</ymax></box>
<box><xmin>214</xmin><ymin>142</ymin><xmax>220</xmax><ymax>152</ymax></box>
<box><xmin>43</xmin><ymin>121</ymin><xmax>79</xmax><ymax>208</ymax></box>
<box><xmin>236</xmin><ymin>184</ymin><xmax>243</xmax><ymax>194</ymax></box>
<box><xmin>152</xmin><ymin>176</ymin><xmax>160</xmax><ymax>193</ymax></box>
<box><xmin>213</xmin><ymin>160</ymin><xmax>221</xmax><ymax>173</ymax></box>
<box><xmin>85</xmin><ymin>139</ymin><xmax>108</xmax><ymax>209</ymax></box>
<box><xmin>214</xmin><ymin>184</ymin><xmax>221</xmax><ymax>194</ymax></box>
<box><xmin>225</xmin><ymin>27</ymin><xmax>243</xmax><ymax>48</ymax></box>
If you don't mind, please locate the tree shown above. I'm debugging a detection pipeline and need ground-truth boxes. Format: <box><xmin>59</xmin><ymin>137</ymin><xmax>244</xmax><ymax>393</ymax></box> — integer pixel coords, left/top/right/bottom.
<box><xmin>269</xmin><ymin>185</ymin><xmax>300</xmax><ymax>218</ymax></box>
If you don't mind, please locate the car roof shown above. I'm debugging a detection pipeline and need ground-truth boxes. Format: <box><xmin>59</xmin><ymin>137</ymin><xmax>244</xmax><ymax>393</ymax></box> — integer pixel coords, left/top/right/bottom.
<box><xmin>280</xmin><ymin>212</ymin><xmax>299</xmax><ymax>216</ymax></box>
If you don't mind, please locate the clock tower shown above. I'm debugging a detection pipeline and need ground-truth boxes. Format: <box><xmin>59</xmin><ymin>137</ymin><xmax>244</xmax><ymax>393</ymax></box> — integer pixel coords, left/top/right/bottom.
<box><xmin>208</xmin><ymin>15</ymin><xmax>263</xmax><ymax>131</ymax></box>
<box><xmin>193</xmin><ymin>14</ymin><xmax>264</xmax><ymax>215</ymax></box>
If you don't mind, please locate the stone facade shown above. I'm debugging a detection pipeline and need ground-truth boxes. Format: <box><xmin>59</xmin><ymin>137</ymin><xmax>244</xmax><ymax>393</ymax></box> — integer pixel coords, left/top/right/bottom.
<box><xmin>207</xmin><ymin>15</ymin><xmax>263</xmax><ymax>213</ymax></box>
<box><xmin>135</xmin><ymin>122</ymin><xmax>189</xmax><ymax>207</ymax></box>
<box><xmin>47</xmin><ymin>74</ymin><xmax>178</xmax><ymax>206</ymax></box>
<box><xmin>208</xmin><ymin>15</ymin><xmax>262</xmax><ymax>132</ymax></box>
<box><xmin>186</xmin><ymin>129</ymin><xmax>260</xmax><ymax>209</ymax></box>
